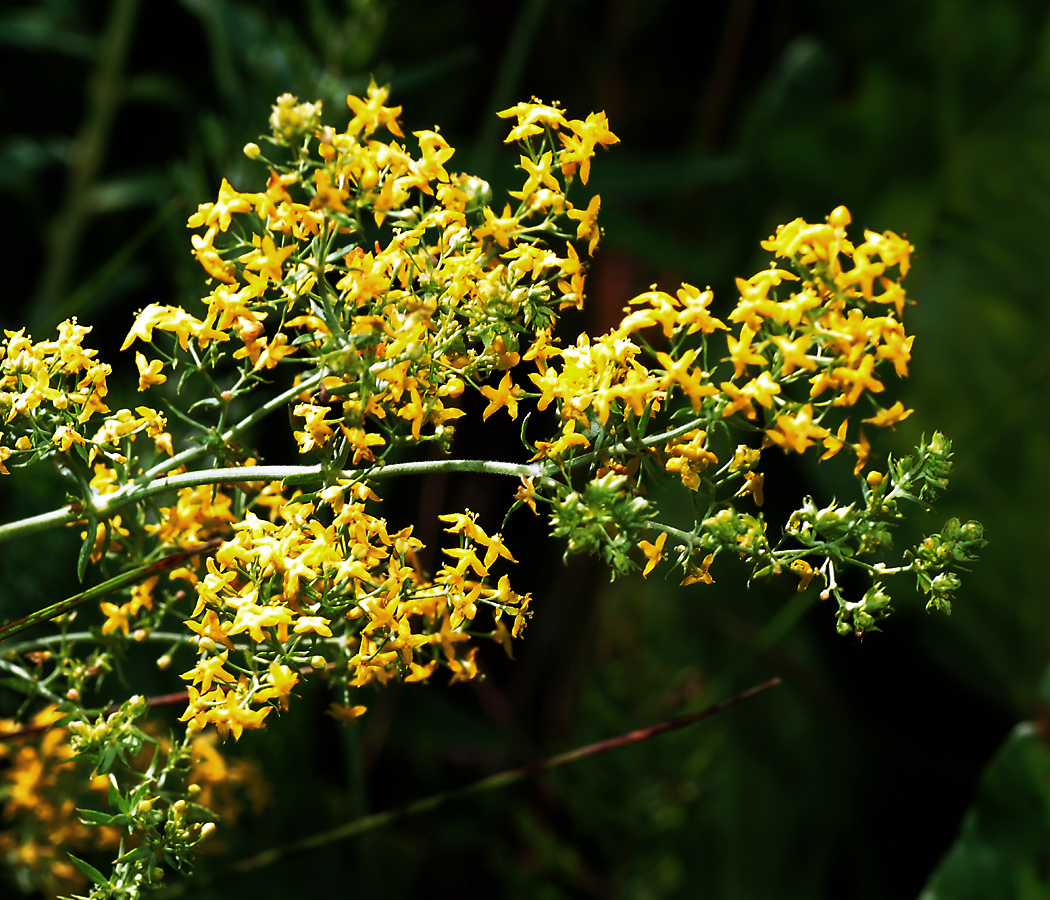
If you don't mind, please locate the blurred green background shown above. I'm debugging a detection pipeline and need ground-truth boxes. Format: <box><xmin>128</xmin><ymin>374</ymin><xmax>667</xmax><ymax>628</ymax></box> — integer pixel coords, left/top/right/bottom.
<box><xmin>2</xmin><ymin>0</ymin><xmax>1049</xmax><ymax>897</ymax></box>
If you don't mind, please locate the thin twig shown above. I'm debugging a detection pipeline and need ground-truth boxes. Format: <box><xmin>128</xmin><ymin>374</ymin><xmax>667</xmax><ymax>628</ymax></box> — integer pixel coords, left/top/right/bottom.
<box><xmin>0</xmin><ymin>539</ymin><xmax>221</xmax><ymax>643</ymax></box>
<box><xmin>163</xmin><ymin>676</ymin><xmax>782</xmax><ymax>894</ymax></box>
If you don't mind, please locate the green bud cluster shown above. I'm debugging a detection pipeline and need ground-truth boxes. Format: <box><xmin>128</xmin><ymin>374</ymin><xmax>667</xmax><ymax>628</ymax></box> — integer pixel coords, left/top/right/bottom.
<box><xmin>909</xmin><ymin>517</ymin><xmax>987</xmax><ymax>614</ymax></box>
<box><xmin>550</xmin><ymin>472</ymin><xmax>651</xmax><ymax>578</ymax></box>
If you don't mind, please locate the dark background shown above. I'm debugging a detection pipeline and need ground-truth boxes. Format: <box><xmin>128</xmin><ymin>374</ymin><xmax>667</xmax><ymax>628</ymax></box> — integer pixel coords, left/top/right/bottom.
<box><xmin>2</xmin><ymin>1</ymin><xmax>1048</xmax><ymax>897</ymax></box>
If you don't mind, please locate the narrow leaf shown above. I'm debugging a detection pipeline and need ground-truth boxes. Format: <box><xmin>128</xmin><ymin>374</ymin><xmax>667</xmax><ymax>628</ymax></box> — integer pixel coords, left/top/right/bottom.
<box><xmin>67</xmin><ymin>853</ymin><xmax>110</xmax><ymax>888</ymax></box>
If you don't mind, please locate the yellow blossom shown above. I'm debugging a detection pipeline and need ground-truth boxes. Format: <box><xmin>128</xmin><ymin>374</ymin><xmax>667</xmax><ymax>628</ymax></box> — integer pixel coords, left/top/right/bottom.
<box><xmin>497</xmin><ymin>100</ymin><xmax>568</xmax><ymax>142</ymax></box>
<box><xmin>346</xmin><ymin>79</ymin><xmax>403</xmax><ymax>137</ymax></box>
<box><xmin>480</xmin><ymin>371</ymin><xmax>520</xmax><ymax>420</ymax></box>
<box><xmin>180</xmin><ymin>651</ymin><xmax>237</xmax><ymax>694</ymax></box>
<box><xmin>863</xmin><ymin>401</ymin><xmax>913</xmax><ymax>427</ymax></box>
<box><xmin>567</xmin><ymin>194</ymin><xmax>601</xmax><ymax>255</ymax></box>
<box><xmin>726</xmin><ymin>324</ymin><xmax>766</xmax><ymax>378</ymax></box>
<box><xmin>327</xmin><ymin>703</ymin><xmax>368</xmax><ymax>723</ymax></box>
<box><xmin>766</xmin><ymin>404</ymin><xmax>829</xmax><ymax>454</ymax></box>
<box><xmin>134</xmin><ymin>352</ymin><xmax>166</xmax><ymax>390</ymax></box>
<box><xmin>473</xmin><ymin>204</ymin><xmax>520</xmax><ymax>249</ymax></box>
<box><xmin>790</xmin><ymin>559</ymin><xmax>817</xmax><ymax>591</ymax></box>
<box><xmin>639</xmin><ymin>532</ymin><xmax>668</xmax><ymax>577</ymax></box>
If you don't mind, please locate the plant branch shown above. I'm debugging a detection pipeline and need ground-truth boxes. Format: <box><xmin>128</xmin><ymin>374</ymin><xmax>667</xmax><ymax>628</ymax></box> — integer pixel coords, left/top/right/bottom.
<box><xmin>0</xmin><ymin>454</ymin><xmax>543</xmax><ymax>547</ymax></box>
<box><xmin>162</xmin><ymin>676</ymin><xmax>782</xmax><ymax>893</ymax></box>
<box><xmin>0</xmin><ymin>540</ymin><xmax>221</xmax><ymax>643</ymax></box>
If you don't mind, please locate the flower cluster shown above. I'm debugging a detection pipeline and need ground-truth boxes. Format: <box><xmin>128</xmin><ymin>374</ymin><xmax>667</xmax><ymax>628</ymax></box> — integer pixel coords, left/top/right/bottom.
<box><xmin>0</xmin><ymin>85</ymin><xmax>981</xmax><ymax>893</ymax></box>
<box><xmin>0</xmin><ymin>701</ymin><xmax>263</xmax><ymax>898</ymax></box>
<box><xmin>0</xmin><ymin>706</ymin><xmax>115</xmax><ymax>898</ymax></box>
<box><xmin>0</xmin><ymin>320</ymin><xmax>171</xmax><ymax>477</ymax></box>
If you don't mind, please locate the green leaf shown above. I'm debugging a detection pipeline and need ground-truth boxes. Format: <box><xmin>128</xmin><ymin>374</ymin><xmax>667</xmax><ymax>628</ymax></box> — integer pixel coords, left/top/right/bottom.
<box><xmin>116</xmin><ymin>844</ymin><xmax>154</xmax><ymax>864</ymax></box>
<box><xmin>77</xmin><ymin>807</ymin><xmax>121</xmax><ymax>827</ymax></box>
<box><xmin>67</xmin><ymin>852</ymin><xmax>110</xmax><ymax>888</ymax></box>
<box><xmin>107</xmin><ymin>775</ymin><xmax>129</xmax><ymax>815</ymax></box>
<box><xmin>919</xmin><ymin>722</ymin><xmax>1050</xmax><ymax>899</ymax></box>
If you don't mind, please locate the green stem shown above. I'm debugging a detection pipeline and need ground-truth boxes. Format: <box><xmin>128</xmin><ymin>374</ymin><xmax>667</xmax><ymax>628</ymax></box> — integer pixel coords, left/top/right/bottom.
<box><xmin>565</xmin><ymin>413</ymin><xmax>713</xmax><ymax>473</ymax></box>
<box><xmin>1</xmin><ymin>630</ymin><xmax>199</xmax><ymax>657</ymax></box>
<box><xmin>0</xmin><ymin>540</ymin><xmax>220</xmax><ymax>643</ymax></box>
<box><xmin>0</xmin><ymin>455</ymin><xmax>543</xmax><ymax>547</ymax></box>
<box><xmin>139</xmin><ymin>370</ymin><xmax>325</xmax><ymax>481</ymax></box>
<box><xmin>161</xmin><ymin>676</ymin><xmax>782</xmax><ymax>894</ymax></box>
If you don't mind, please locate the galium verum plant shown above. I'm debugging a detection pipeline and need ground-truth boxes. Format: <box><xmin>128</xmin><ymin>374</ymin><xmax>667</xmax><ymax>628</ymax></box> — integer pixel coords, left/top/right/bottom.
<box><xmin>0</xmin><ymin>82</ymin><xmax>984</xmax><ymax>896</ymax></box>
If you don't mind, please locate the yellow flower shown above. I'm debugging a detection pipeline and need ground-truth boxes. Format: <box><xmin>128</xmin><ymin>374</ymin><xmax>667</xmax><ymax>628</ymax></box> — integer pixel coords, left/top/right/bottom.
<box><xmin>292</xmin><ymin>402</ymin><xmax>335</xmax><ymax>452</ymax></box>
<box><xmin>681</xmin><ymin>553</ymin><xmax>716</xmax><ymax>586</ymax></box>
<box><xmin>134</xmin><ymin>352</ymin><xmax>166</xmax><ymax>390</ymax></box>
<box><xmin>639</xmin><ymin>531</ymin><xmax>667</xmax><ymax>577</ymax></box>
<box><xmin>241</xmin><ymin>233</ymin><xmax>295</xmax><ymax>284</ymax></box>
<box><xmin>770</xmin><ymin>334</ymin><xmax>816</xmax><ymax>376</ymax></box>
<box><xmin>720</xmin><ymin>381</ymin><xmax>757</xmax><ymax>420</ymax></box>
<box><xmin>253</xmin><ymin>333</ymin><xmax>296</xmax><ymax>371</ymax></box>
<box><xmin>183</xmin><ymin>609</ymin><xmax>235</xmax><ymax>651</ymax></box>
<box><xmin>790</xmin><ymin>559</ymin><xmax>816</xmax><ymax>591</ymax></box>
<box><xmin>559</xmin><ymin>111</ymin><xmax>620</xmax><ymax>183</ymax></box>
<box><xmin>497</xmin><ymin>100</ymin><xmax>568</xmax><ymax>142</ymax></box>
<box><xmin>219</xmin><ymin>690</ymin><xmax>272</xmax><ymax>741</ymax></box>
<box><xmin>310</xmin><ymin>169</ymin><xmax>349</xmax><ymax>213</ymax></box>
<box><xmin>225</xmin><ymin>602</ymin><xmax>295</xmax><ymax>644</ymax></box>
<box><xmin>327</xmin><ymin>703</ymin><xmax>368</xmax><ymax>723</ymax></box>
<box><xmin>831</xmin><ymin>354</ymin><xmax>884</xmax><ymax>406</ymax></box>
<box><xmin>530</xmin><ymin>429</ymin><xmax>590</xmax><ymax>461</ymax></box>
<box><xmin>853</xmin><ymin>429</ymin><xmax>871</xmax><ymax>475</ymax></box>
<box><xmin>863</xmin><ymin>401</ymin><xmax>913</xmax><ymax>427</ymax></box>
<box><xmin>180</xmin><ymin>651</ymin><xmax>237</xmax><ymax>694</ymax></box>
<box><xmin>766</xmin><ymin>404</ymin><xmax>829</xmax><ymax>454</ymax></box>
<box><xmin>655</xmin><ymin>348</ymin><xmax>718</xmax><ymax>412</ymax></box>
<box><xmin>346</xmin><ymin>79</ymin><xmax>403</xmax><ymax>137</ymax></box>
<box><xmin>99</xmin><ymin>601</ymin><xmax>131</xmax><ymax>635</ymax></box>
<box><xmin>255</xmin><ymin>663</ymin><xmax>299</xmax><ymax>710</ymax></box>
<box><xmin>480</xmin><ymin>371</ymin><xmax>520</xmax><ymax>420</ymax></box>
<box><xmin>741</xmin><ymin>371</ymin><xmax>781</xmax><ymax>408</ymax></box>
<box><xmin>676</xmin><ymin>283</ymin><xmax>728</xmax><ymax>335</ymax></box>
<box><xmin>293</xmin><ymin>616</ymin><xmax>333</xmax><ymax>638</ymax></box>
<box><xmin>820</xmin><ymin>418</ymin><xmax>850</xmax><ymax>461</ymax></box>
<box><xmin>473</xmin><ymin>204</ymin><xmax>520</xmax><ymax>249</ymax></box>
<box><xmin>52</xmin><ymin>425</ymin><xmax>85</xmax><ymax>452</ymax></box>
<box><xmin>187</xmin><ymin>177</ymin><xmax>253</xmax><ymax>232</ymax></box>
<box><xmin>567</xmin><ymin>194</ymin><xmax>601</xmax><ymax>255</ymax></box>
<box><xmin>513</xmin><ymin>477</ymin><xmax>539</xmax><ymax>515</ymax></box>
<box><xmin>415</xmin><ymin>129</ymin><xmax>455</xmax><ymax>183</ymax></box>
<box><xmin>726</xmin><ymin>324</ymin><xmax>766</xmax><ymax>379</ymax></box>
<box><xmin>743</xmin><ymin>471</ymin><xmax>764</xmax><ymax>507</ymax></box>
<box><xmin>511</xmin><ymin>151</ymin><xmax>561</xmax><ymax>198</ymax></box>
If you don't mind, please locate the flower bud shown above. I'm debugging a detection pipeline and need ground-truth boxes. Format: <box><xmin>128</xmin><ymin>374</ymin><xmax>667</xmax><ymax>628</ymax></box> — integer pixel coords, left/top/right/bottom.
<box><xmin>828</xmin><ymin>206</ymin><xmax>851</xmax><ymax>228</ymax></box>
